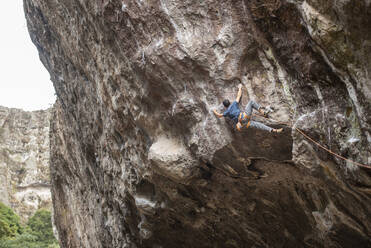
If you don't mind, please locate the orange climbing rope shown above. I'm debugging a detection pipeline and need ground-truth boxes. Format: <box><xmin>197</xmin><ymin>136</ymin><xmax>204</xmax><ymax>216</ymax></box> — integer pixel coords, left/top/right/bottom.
<box><xmin>294</xmin><ymin>127</ymin><xmax>371</xmax><ymax>169</ymax></box>
<box><xmin>254</xmin><ymin>113</ymin><xmax>371</xmax><ymax>169</ymax></box>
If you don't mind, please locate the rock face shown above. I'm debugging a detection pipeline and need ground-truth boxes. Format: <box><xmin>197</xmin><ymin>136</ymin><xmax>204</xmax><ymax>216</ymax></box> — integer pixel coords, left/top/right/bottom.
<box><xmin>24</xmin><ymin>0</ymin><xmax>370</xmax><ymax>247</ymax></box>
<box><xmin>0</xmin><ymin>106</ymin><xmax>52</xmax><ymax>222</ymax></box>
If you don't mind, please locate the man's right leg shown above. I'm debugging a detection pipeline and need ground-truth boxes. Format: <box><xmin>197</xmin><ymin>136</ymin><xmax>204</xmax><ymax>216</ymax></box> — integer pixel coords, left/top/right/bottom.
<box><xmin>245</xmin><ymin>100</ymin><xmax>261</xmax><ymax>116</ymax></box>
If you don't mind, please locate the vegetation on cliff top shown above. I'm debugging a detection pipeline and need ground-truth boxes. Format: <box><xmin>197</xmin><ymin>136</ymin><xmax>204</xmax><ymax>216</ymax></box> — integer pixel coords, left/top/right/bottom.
<box><xmin>0</xmin><ymin>202</ymin><xmax>59</xmax><ymax>248</ymax></box>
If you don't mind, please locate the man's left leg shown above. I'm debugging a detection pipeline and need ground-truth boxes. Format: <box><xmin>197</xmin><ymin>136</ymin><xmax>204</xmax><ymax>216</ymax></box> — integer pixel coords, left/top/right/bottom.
<box><xmin>249</xmin><ymin>121</ymin><xmax>283</xmax><ymax>133</ymax></box>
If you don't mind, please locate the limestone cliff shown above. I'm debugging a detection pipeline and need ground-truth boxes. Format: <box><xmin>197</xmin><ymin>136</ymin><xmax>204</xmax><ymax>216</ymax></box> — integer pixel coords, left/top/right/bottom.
<box><xmin>0</xmin><ymin>106</ymin><xmax>52</xmax><ymax>222</ymax></box>
<box><xmin>24</xmin><ymin>0</ymin><xmax>370</xmax><ymax>247</ymax></box>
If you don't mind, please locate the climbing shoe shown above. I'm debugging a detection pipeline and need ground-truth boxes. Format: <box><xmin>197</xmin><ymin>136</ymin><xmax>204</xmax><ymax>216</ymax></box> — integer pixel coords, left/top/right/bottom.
<box><xmin>272</xmin><ymin>128</ymin><xmax>283</xmax><ymax>133</ymax></box>
<box><xmin>259</xmin><ymin>108</ymin><xmax>270</xmax><ymax>118</ymax></box>
<box><xmin>259</xmin><ymin>173</ymin><xmax>268</xmax><ymax>178</ymax></box>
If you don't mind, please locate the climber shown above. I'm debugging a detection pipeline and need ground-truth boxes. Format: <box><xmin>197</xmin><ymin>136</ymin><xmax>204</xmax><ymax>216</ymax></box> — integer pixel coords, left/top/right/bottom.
<box><xmin>213</xmin><ymin>84</ymin><xmax>283</xmax><ymax>133</ymax></box>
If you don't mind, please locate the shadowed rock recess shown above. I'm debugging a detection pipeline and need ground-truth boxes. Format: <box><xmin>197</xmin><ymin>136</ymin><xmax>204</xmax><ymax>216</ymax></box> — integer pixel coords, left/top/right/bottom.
<box><xmin>24</xmin><ymin>0</ymin><xmax>370</xmax><ymax>247</ymax></box>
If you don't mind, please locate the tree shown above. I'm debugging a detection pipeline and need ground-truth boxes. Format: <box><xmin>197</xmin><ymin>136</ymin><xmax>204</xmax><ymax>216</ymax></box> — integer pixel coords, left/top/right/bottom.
<box><xmin>27</xmin><ymin>209</ymin><xmax>57</xmax><ymax>246</ymax></box>
<box><xmin>0</xmin><ymin>205</ymin><xmax>59</xmax><ymax>248</ymax></box>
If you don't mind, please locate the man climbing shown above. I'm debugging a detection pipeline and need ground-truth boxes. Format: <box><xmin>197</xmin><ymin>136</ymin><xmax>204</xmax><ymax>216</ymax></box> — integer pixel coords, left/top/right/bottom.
<box><xmin>213</xmin><ymin>84</ymin><xmax>283</xmax><ymax>133</ymax></box>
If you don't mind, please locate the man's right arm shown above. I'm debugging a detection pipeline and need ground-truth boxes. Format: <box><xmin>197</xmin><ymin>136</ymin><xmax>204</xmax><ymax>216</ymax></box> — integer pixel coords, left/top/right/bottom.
<box><xmin>236</xmin><ymin>84</ymin><xmax>243</xmax><ymax>103</ymax></box>
<box><xmin>213</xmin><ymin>110</ymin><xmax>224</xmax><ymax>118</ymax></box>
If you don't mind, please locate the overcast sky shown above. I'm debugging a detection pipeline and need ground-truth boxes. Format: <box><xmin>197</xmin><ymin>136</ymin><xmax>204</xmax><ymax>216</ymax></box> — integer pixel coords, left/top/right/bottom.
<box><xmin>0</xmin><ymin>1</ymin><xmax>56</xmax><ymax>111</ymax></box>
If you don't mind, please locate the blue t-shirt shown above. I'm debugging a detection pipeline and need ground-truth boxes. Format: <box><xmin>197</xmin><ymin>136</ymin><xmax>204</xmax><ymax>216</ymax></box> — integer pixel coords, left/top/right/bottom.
<box><xmin>223</xmin><ymin>101</ymin><xmax>241</xmax><ymax>122</ymax></box>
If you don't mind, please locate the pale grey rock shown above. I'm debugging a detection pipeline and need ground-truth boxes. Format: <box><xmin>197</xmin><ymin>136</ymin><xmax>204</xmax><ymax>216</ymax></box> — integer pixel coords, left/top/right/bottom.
<box><xmin>148</xmin><ymin>136</ymin><xmax>198</xmax><ymax>183</ymax></box>
<box><xmin>0</xmin><ymin>106</ymin><xmax>52</xmax><ymax>222</ymax></box>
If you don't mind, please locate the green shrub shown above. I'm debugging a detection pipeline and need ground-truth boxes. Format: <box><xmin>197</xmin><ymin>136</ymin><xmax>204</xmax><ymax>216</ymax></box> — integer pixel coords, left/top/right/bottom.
<box><xmin>0</xmin><ymin>202</ymin><xmax>22</xmax><ymax>239</ymax></box>
<box><xmin>27</xmin><ymin>209</ymin><xmax>56</xmax><ymax>245</ymax></box>
<box><xmin>0</xmin><ymin>233</ymin><xmax>39</xmax><ymax>248</ymax></box>
<box><xmin>0</xmin><ymin>205</ymin><xmax>59</xmax><ymax>248</ymax></box>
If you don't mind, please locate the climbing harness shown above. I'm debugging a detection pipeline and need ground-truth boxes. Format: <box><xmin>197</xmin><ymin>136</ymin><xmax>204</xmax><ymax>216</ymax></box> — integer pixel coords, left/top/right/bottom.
<box><xmin>254</xmin><ymin>113</ymin><xmax>371</xmax><ymax>169</ymax></box>
<box><xmin>239</xmin><ymin>112</ymin><xmax>249</xmax><ymax>121</ymax></box>
<box><xmin>238</xmin><ymin>112</ymin><xmax>251</xmax><ymax>129</ymax></box>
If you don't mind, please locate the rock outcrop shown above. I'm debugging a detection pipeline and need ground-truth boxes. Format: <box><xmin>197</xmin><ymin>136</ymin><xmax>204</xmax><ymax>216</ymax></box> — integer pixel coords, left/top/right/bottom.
<box><xmin>24</xmin><ymin>0</ymin><xmax>370</xmax><ymax>247</ymax></box>
<box><xmin>0</xmin><ymin>106</ymin><xmax>52</xmax><ymax>222</ymax></box>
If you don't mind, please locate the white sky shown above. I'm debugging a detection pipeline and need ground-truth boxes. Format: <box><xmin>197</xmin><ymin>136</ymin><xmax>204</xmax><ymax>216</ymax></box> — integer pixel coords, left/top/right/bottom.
<box><xmin>0</xmin><ymin>1</ymin><xmax>56</xmax><ymax>111</ymax></box>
